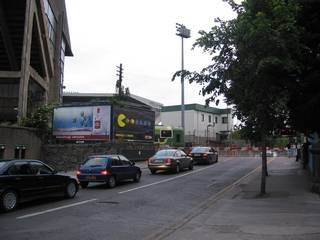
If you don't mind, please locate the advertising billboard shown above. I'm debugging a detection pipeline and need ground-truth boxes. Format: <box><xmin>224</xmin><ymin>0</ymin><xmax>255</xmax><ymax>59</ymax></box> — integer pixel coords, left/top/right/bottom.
<box><xmin>53</xmin><ymin>105</ymin><xmax>111</xmax><ymax>141</ymax></box>
<box><xmin>113</xmin><ymin>106</ymin><xmax>154</xmax><ymax>141</ymax></box>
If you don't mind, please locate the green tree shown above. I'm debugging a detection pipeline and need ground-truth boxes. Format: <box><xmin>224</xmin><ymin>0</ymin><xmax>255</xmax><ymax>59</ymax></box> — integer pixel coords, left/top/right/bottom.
<box><xmin>287</xmin><ymin>0</ymin><xmax>320</xmax><ymax>135</ymax></box>
<box><xmin>21</xmin><ymin>104</ymin><xmax>54</xmax><ymax>141</ymax></box>
<box><xmin>173</xmin><ymin>0</ymin><xmax>302</xmax><ymax>194</ymax></box>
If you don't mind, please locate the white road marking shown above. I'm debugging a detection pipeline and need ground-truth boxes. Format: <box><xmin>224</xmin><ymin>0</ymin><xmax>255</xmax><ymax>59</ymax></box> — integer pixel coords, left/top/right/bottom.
<box><xmin>118</xmin><ymin>165</ymin><xmax>215</xmax><ymax>194</ymax></box>
<box><xmin>17</xmin><ymin>199</ymin><xmax>98</xmax><ymax>220</ymax></box>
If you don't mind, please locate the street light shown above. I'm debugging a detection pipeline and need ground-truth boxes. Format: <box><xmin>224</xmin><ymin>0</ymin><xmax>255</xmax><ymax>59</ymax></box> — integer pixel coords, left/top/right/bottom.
<box><xmin>176</xmin><ymin>23</ymin><xmax>190</xmax><ymax>136</ymax></box>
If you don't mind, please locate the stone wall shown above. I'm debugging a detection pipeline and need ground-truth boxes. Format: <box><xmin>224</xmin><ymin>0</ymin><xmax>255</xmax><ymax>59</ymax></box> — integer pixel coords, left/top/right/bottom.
<box><xmin>41</xmin><ymin>142</ymin><xmax>155</xmax><ymax>171</ymax></box>
<box><xmin>0</xmin><ymin>126</ymin><xmax>42</xmax><ymax>159</ymax></box>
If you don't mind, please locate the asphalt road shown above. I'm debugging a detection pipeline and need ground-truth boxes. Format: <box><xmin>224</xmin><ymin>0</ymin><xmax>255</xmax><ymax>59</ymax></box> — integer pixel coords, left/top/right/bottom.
<box><xmin>0</xmin><ymin>157</ymin><xmax>261</xmax><ymax>240</ymax></box>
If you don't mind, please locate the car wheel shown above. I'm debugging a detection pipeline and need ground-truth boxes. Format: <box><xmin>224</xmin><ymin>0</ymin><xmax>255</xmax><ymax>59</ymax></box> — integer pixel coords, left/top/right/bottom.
<box><xmin>174</xmin><ymin>164</ymin><xmax>180</xmax><ymax>173</ymax></box>
<box><xmin>133</xmin><ymin>172</ymin><xmax>141</xmax><ymax>182</ymax></box>
<box><xmin>1</xmin><ymin>190</ymin><xmax>18</xmax><ymax>212</ymax></box>
<box><xmin>150</xmin><ymin>169</ymin><xmax>156</xmax><ymax>174</ymax></box>
<box><xmin>80</xmin><ymin>181</ymin><xmax>88</xmax><ymax>188</ymax></box>
<box><xmin>107</xmin><ymin>176</ymin><xmax>116</xmax><ymax>188</ymax></box>
<box><xmin>65</xmin><ymin>181</ymin><xmax>77</xmax><ymax>198</ymax></box>
<box><xmin>188</xmin><ymin>162</ymin><xmax>194</xmax><ymax>170</ymax></box>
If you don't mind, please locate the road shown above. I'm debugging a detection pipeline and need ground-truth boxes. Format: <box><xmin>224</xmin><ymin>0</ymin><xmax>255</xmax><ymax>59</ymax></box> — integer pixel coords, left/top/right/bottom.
<box><xmin>0</xmin><ymin>157</ymin><xmax>261</xmax><ymax>240</ymax></box>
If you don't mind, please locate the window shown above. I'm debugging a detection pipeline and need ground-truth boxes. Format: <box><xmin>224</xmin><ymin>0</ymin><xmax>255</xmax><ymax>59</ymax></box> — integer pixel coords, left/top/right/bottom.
<box><xmin>84</xmin><ymin>157</ymin><xmax>107</xmax><ymax>167</ymax></box>
<box><xmin>121</xmin><ymin>159</ymin><xmax>131</xmax><ymax>166</ymax></box>
<box><xmin>111</xmin><ymin>157</ymin><xmax>122</xmax><ymax>166</ymax></box>
<box><xmin>174</xmin><ymin>151</ymin><xmax>181</xmax><ymax>157</ymax></box>
<box><xmin>59</xmin><ymin>38</ymin><xmax>66</xmax><ymax>102</ymax></box>
<box><xmin>118</xmin><ymin>155</ymin><xmax>131</xmax><ymax>166</ymax></box>
<box><xmin>215</xmin><ymin>116</ymin><xmax>218</xmax><ymax>123</ymax></box>
<box><xmin>201</xmin><ymin>114</ymin><xmax>204</xmax><ymax>122</ymax></box>
<box><xmin>14</xmin><ymin>145</ymin><xmax>27</xmax><ymax>159</ymax></box>
<box><xmin>208</xmin><ymin>115</ymin><xmax>212</xmax><ymax>123</ymax></box>
<box><xmin>222</xmin><ymin>117</ymin><xmax>228</xmax><ymax>124</ymax></box>
<box><xmin>8</xmin><ymin>162</ymin><xmax>31</xmax><ymax>175</ymax></box>
<box><xmin>43</xmin><ymin>0</ymin><xmax>57</xmax><ymax>49</ymax></box>
<box><xmin>160</xmin><ymin>129</ymin><xmax>172</xmax><ymax>138</ymax></box>
<box><xmin>30</xmin><ymin>162</ymin><xmax>52</xmax><ymax>175</ymax></box>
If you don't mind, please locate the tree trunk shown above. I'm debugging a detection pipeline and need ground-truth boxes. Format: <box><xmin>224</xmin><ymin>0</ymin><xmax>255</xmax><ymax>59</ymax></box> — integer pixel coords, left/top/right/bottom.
<box><xmin>260</xmin><ymin>138</ymin><xmax>267</xmax><ymax>195</ymax></box>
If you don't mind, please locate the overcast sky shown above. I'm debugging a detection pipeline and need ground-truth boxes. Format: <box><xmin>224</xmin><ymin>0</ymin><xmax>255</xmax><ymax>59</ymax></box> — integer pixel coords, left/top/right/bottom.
<box><xmin>64</xmin><ymin>0</ymin><xmax>237</xmax><ymax>107</ymax></box>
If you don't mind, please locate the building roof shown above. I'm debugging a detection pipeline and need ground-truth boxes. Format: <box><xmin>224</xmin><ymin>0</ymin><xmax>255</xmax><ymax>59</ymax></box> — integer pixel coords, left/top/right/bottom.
<box><xmin>63</xmin><ymin>92</ymin><xmax>162</xmax><ymax>111</ymax></box>
<box><xmin>161</xmin><ymin>104</ymin><xmax>231</xmax><ymax>115</ymax></box>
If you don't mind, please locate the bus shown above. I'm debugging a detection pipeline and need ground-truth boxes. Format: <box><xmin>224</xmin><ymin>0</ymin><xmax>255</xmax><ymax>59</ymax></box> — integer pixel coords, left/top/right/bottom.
<box><xmin>154</xmin><ymin>125</ymin><xmax>184</xmax><ymax>147</ymax></box>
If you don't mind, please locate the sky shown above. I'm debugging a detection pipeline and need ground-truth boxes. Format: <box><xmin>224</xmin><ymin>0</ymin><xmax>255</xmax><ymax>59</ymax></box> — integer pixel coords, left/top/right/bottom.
<box><xmin>64</xmin><ymin>0</ymin><xmax>237</xmax><ymax>108</ymax></box>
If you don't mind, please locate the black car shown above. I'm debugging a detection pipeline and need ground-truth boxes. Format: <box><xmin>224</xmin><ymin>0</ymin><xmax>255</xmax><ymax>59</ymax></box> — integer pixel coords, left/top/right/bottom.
<box><xmin>0</xmin><ymin>159</ymin><xmax>79</xmax><ymax>212</ymax></box>
<box><xmin>148</xmin><ymin>149</ymin><xmax>193</xmax><ymax>174</ymax></box>
<box><xmin>76</xmin><ymin>155</ymin><xmax>141</xmax><ymax>188</ymax></box>
<box><xmin>190</xmin><ymin>146</ymin><xmax>218</xmax><ymax>164</ymax></box>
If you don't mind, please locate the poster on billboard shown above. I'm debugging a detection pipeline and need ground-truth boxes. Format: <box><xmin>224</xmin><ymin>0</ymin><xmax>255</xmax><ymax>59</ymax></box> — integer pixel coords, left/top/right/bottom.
<box><xmin>52</xmin><ymin>105</ymin><xmax>111</xmax><ymax>141</ymax></box>
<box><xmin>113</xmin><ymin>106</ymin><xmax>154</xmax><ymax>141</ymax></box>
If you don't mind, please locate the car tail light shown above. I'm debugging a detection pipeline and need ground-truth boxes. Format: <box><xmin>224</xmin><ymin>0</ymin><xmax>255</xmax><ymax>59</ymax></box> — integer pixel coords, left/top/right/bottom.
<box><xmin>202</xmin><ymin>153</ymin><xmax>208</xmax><ymax>157</ymax></box>
<box><xmin>100</xmin><ymin>169</ymin><xmax>108</xmax><ymax>175</ymax></box>
<box><xmin>148</xmin><ymin>158</ymin><xmax>153</xmax><ymax>163</ymax></box>
<box><xmin>165</xmin><ymin>158</ymin><xmax>172</xmax><ymax>165</ymax></box>
<box><xmin>76</xmin><ymin>170</ymin><xmax>81</xmax><ymax>175</ymax></box>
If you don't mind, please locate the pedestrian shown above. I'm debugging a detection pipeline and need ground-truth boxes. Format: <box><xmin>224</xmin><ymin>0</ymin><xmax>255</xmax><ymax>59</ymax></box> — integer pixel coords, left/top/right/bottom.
<box><xmin>302</xmin><ymin>140</ymin><xmax>310</xmax><ymax>169</ymax></box>
<box><xmin>287</xmin><ymin>143</ymin><xmax>291</xmax><ymax>158</ymax></box>
<box><xmin>296</xmin><ymin>144</ymin><xmax>301</xmax><ymax>162</ymax></box>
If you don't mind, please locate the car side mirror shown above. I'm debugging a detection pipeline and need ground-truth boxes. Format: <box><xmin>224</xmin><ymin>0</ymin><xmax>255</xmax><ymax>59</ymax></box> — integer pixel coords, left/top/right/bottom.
<box><xmin>130</xmin><ymin>161</ymin><xmax>135</xmax><ymax>166</ymax></box>
<box><xmin>52</xmin><ymin>170</ymin><xmax>58</xmax><ymax>174</ymax></box>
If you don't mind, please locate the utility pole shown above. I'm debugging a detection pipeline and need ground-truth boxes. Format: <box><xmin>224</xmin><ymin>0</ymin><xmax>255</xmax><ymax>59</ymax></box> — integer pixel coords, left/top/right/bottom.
<box><xmin>116</xmin><ymin>63</ymin><xmax>123</xmax><ymax>95</ymax></box>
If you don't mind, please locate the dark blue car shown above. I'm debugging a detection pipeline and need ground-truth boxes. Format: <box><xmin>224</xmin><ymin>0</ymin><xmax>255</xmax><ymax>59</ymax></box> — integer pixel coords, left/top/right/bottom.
<box><xmin>76</xmin><ymin>155</ymin><xmax>141</xmax><ymax>188</ymax></box>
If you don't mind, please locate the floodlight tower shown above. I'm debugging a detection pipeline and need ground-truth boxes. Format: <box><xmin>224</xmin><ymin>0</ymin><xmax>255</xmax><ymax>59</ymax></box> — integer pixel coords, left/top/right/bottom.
<box><xmin>176</xmin><ymin>23</ymin><xmax>190</xmax><ymax>135</ymax></box>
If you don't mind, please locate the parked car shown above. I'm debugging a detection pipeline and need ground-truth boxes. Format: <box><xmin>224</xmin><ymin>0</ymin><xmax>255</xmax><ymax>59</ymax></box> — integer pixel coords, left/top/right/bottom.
<box><xmin>189</xmin><ymin>146</ymin><xmax>218</xmax><ymax>164</ymax></box>
<box><xmin>148</xmin><ymin>149</ymin><xmax>193</xmax><ymax>174</ymax></box>
<box><xmin>0</xmin><ymin>159</ymin><xmax>79</xmax><ymax>212</ymax></box>
<box><xmin>76</xmin><ymin>155</ymin><xmax>141</xmax><ymax>189</ymax></box>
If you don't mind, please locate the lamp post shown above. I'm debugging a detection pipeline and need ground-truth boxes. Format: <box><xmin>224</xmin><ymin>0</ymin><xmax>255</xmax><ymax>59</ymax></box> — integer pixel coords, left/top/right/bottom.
<box><xmin>176</xmin><ymin>23</ymin><xmax>190</xmax><ymax>136</ymax></box>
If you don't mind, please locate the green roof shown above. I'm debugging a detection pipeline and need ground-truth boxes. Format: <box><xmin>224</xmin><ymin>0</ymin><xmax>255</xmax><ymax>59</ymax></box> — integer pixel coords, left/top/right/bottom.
<box><xmin>161</xmin><ymin>104</ymin><xmax>231</xmax><ymax>114</ymax></box>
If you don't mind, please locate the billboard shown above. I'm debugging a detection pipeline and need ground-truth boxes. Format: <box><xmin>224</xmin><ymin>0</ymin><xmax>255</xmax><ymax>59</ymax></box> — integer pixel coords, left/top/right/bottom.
<box><xmin>113</xmin><ymin>106</ymin><xmax>154</xmax><ymax>141</ymax></box>
<box><xmin>53</xmin><ymin>105</ymin><xmax>111</xmax><ymax>141</ymax></box>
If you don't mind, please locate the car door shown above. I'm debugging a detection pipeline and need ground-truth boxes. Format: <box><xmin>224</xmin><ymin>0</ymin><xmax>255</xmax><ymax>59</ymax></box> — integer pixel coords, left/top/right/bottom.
<box><xmin>110</xmin><ymin>156</ymin><xmax>124</xmax><ymax>181</ymax></box>
<box><xmin>174</xmin><ymin>150</ymin><xmax>183</xmax><ymax>168</ymax></box>
<box><xmin>180</xmin><ymin>150</ymin><xmax>189</xmax><ymax>168</ymax></box>
<box><xmin>6</xmin><ymin>162</ymin><xmax>41</xmax><ymax>201</ymax></box>
<box><xmin>118</xmin><ymin>155</ymin><xmax>136</xmax><ymax>180</ymax></box>
<box><xmin>29</xmin><ymin>161</ymin><xmax>64</xmax><ymax>196</ymax></box>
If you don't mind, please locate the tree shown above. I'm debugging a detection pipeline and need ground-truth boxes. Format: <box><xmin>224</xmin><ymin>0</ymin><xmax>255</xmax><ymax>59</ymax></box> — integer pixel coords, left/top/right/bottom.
<box><xmin>21</xmin><ymin>104</ymin><xmax>54</xmax><ymax>141</ymax></box>
<box><xmin>173</xmin><ymin>0</ymin><xmax>302</xmax><ymax>194</ymax></box>
<box><xmin>287</xmin><ymin>0</ymin><xmax>320</xmax><ymax>135</ymax></box>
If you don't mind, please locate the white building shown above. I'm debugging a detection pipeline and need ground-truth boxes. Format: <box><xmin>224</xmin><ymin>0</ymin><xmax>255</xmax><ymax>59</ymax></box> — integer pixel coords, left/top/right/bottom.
<box><xmin>160</xmin><ymin>104</ymin><xmax>233</xmax><ymax>145</ymax></box>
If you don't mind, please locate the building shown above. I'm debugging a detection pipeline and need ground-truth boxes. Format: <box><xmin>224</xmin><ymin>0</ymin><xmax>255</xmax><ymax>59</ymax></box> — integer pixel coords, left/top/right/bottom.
<box><xmin>0</xmin><ymin>0</ymin><xmax>72</xmax><ymax>122</ymax></box>
<box><xmin>63</xmin><ymin>92</ymin><xmax>163</xmax><ymax>121</ymax></box>
<box><xmin>160</xmin><ymin>104</ymin><xmax>233</xmax><ymax>145</ymax></box>
<box><xmin>0</xmin><ymin>0</ymin><xmax>72</xmax><ymax>160</ymax></box>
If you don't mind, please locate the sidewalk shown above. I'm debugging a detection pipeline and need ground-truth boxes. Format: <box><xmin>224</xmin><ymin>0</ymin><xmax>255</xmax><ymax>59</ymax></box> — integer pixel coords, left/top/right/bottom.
<box><xmin>159</xmin><ymin>157</ymin><xmax>320</xmax><ymax>240</ymax></box>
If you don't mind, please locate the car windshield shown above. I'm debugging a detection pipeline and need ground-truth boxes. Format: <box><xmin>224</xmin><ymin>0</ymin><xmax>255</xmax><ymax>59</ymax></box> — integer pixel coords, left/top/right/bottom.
<box><xmin>191</xmin><ymin>147</ymin><xmax>210</xmax><ymax>153</ymax></box>
<box><xmin>83</xmin><ymin>157</ymin><xmax>108</xmax><ymax>167</ymax></box>
<box><xmin>0</xmin><ymin>161</ymin><xmax>7</xmax><ymax>169</ymax></box>
<box><xmin>155</xmin><ymin>150</ymin><xmax>176</xmax><ymax>157</ymax></box>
